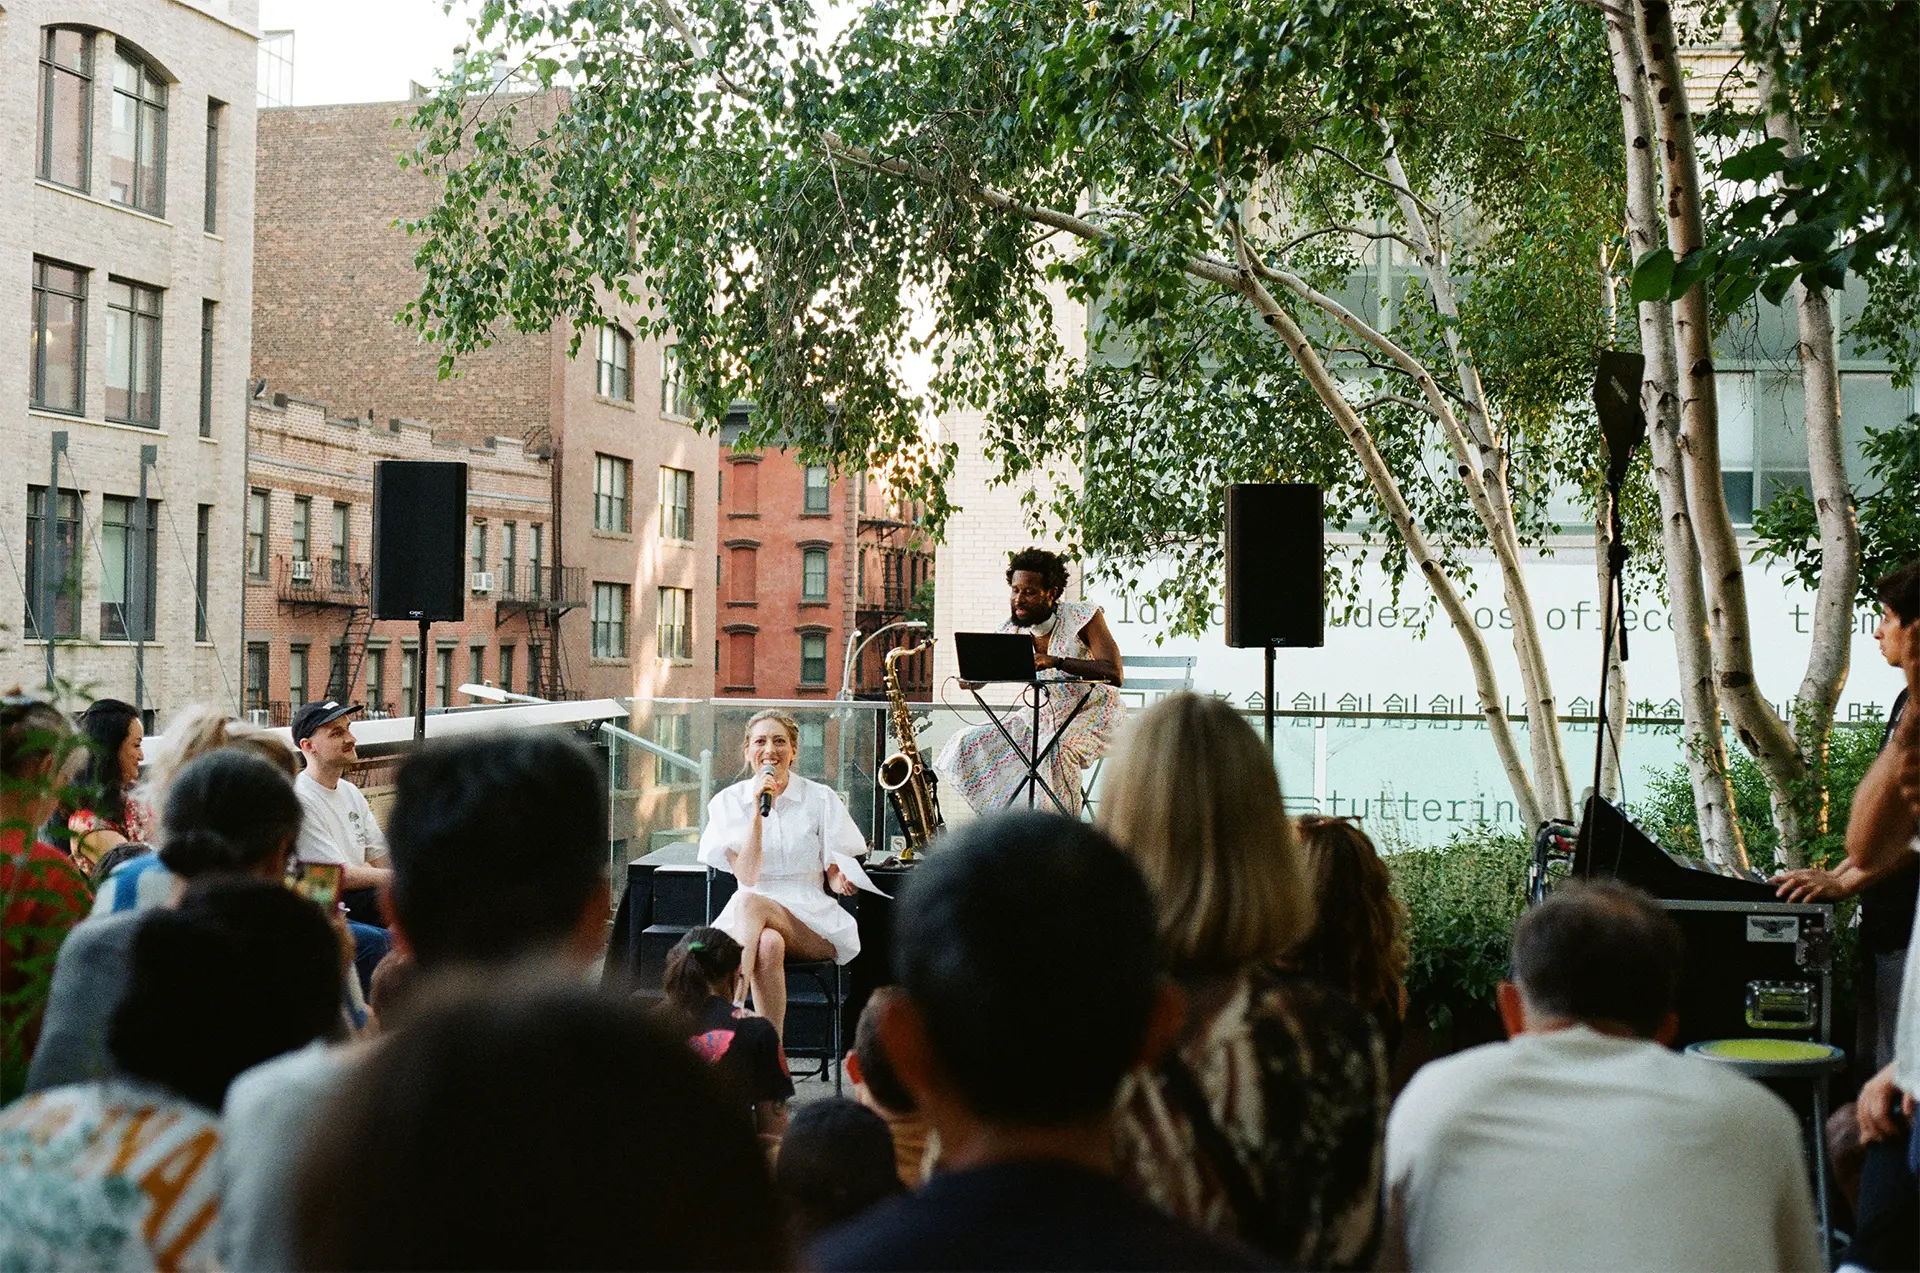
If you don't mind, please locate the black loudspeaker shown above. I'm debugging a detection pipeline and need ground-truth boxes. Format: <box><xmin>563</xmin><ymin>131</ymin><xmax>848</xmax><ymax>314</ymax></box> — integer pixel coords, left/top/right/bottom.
<box><xmin>372</xmin><ymin>461</ymin><xmax>468</xmax><ymax>622</ymax></box>
<box><xmin>1225</xmin><ymin>483</ymin><xmax>1324</xmax><ymax>648</ymax></box>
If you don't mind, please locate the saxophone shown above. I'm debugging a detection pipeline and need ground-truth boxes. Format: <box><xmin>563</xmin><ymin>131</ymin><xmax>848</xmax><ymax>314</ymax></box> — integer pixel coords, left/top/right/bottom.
<box><xmin>877</xmin><ymin>640</ymin><xmax>943</xmax><ymax>859</ymax></box>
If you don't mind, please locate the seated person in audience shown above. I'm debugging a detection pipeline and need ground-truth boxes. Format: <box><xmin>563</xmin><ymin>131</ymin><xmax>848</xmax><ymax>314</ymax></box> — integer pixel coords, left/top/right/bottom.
<box><xmin>661</xmin><ymin>927</ymin><xmax>793</xmax><ymax>1141</ymax></box>
<box><xmin>291</xmin><ymin>700</ymin><xmax>392</xmax><ymax>930</ymax></box>
<box><xmin>0</xmin><ymin>880</ymin><xmax>342</xmax><ymax>1271</ymax></box>
<box><xmin>364</xmin><ymin>950</ymin><xmax>416</xmax><ymax>1034</ymax></box>
<box><xmin>291</xmin><ymin>984</ymin><xmax>784</xmax><ymax>1271</ymax></box>
<box><xmin>88</xmin><ymin>839</ymin><xmax>151</xmax><ymax>892</ymax></box>
<box><xmin>218</xmin><ymin>731</ymin><xmax>612</xmax><ymax>1273</ymax></box>
<box><xmin>28</xmin><ymin>750</ymin><xmax>341</xmax><ymax>1092</ymax></box>
<box><xmin>1291</xmin><ymin>814</ymin><xmax>1411</xmax><ymax>1060</ymax></box>
<box><xmin>777</xmin><ymin>1098</ymin><xmax>906</xmax><ymax>1246</ymax></box>
<box><xmin>849</xmin><ymin>986</ymin><xmax>935</xmax><ymax>1186</ymax></box>
<box><xmin>1382</xmin><ymin>880</ymin><xmax>1821</xmax><ymax>1272</ymax></box>
<box><xmin>1099</xmin><ymin>693</ymin><xmax>1387</xmax><ymax>1268</ymax></box>
<box><xmin>807</xmin><ymin>810</ymin><xmax>1269</xmax><ymax>1272</ymax></box>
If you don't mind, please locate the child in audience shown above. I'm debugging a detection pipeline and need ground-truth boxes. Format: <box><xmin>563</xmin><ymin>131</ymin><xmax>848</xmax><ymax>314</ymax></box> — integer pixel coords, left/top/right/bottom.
<box><xmin>661</xmin><ymin>926</ymin><xmax>793</xmax><ymax>1141</ymax></box>
<box><xmin>848</xmin><ymin>987</ymin><xmax>935</xmax><ymax>1185</ymax></box>
<box><xmin>776</xmin><ymin>1097</ymin><xmax>905</xmax><ymax>1244</ymax></box>
<box><xmin>1292</xmin><ymin>814</ymin><xmax>1410</xmax><ymax>1057</ymax></box>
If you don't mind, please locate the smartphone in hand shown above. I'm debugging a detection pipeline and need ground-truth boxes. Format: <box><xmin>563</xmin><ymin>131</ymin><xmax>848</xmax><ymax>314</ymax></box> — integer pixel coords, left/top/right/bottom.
<box><xmin>288</xmin><ymin>861</ymin><xmax>344</xmax><ymax>910</ymax></box>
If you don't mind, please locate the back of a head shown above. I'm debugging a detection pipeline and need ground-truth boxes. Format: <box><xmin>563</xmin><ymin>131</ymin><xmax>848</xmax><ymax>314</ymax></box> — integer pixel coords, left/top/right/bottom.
<box><xmin>2</xmin><ymin>692</ymin><xmax>71</xmax><ymax>783</ymax></box>
<box><xmin>852</xmin><ymin>986</ymin><xmax>916</xmax><ymax>1114</ymax></box>
<box><xmin>159</xmin><ymin>748</ymin><xmax>303</xmax><ymax>878</ymax></box>
<box><xmin>108</xmin><ymin>878</ymin><xmax>342</xmax><ymax>1109</ymax></box>
<box><xmin>1097</xmin><ymin>692</ymin><xmax>1309</xmax><ymax>976</ymax></box>
<box><xmin>776</xmin><ymin>1097</ymin><xmax>903</xmax><ymax>1244</ymax></box>
<box><xmin>1511</xmin><ymin>881</ymin><xmax>1684</xmax><ymax>1037</ymax></box>
<box><xmin>222</xmin><ymin>727</ymin><xmax>302</xmax><ymax>780</ymax></box>
<box><xmin>386</xmin><ymin>731</ymin><xmax>607</xmax><ymax>969</ymax></box>
<box><xmin>292</xmin><ymin>984</ymin><xmax>784</xmax><ymax>1271</ymax></box>
<box><xmin>1293</xmin><ymin>816</ymin><xmax>1409</xmax><ymax>1015</ymax></box>
<box><xmin>894</xmin><ymin>811</ymin><xmax>1160</xmax><ymax>1126</ymax></box>
<box><xmin>661</xmin><ymin>926</ymin><xmax>743</xmax><ymax>1026</ymax></box>
<box><xmin>139</xmin><ymin>703</ymin><xmax>236</xmax><ymax>812</ymax></box>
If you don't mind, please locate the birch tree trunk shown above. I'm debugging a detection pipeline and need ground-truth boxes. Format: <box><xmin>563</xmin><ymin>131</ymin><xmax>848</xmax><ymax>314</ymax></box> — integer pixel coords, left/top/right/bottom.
<box><xmin>1638</xmin><ymin>0</ymin><xmax>1805</xmax><ymax>864</ymax></box>
<box><xmin>1604</xmin><ymin>0</ymin><xmax>1747</xmax><ymax>867</ymax></box>
<box><xmin>1755</xmin><ymin>47</ymin><xmax>1861</xmax><ymax>837</ymax></box>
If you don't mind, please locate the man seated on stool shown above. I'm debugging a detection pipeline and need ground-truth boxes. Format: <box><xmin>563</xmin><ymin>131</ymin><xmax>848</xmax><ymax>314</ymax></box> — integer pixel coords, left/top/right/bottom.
<box><xmin>1382</xmin><ymin>881</ymin><xmax>1821</xmax><ymax>1272</ymax></box>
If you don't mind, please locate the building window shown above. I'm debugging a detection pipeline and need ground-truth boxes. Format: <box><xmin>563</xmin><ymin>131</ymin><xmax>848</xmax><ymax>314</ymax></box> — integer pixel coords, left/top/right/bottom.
<box><xmin>194</xmin><ymin>504</ymin><xmax>211</xmax><ymax>641</ymax></box>
<box><xmin>528</xmin><ymin>524</ymin><xmax>544</xmax><ymax>598</ymax></box>
<box><xmin>100</xmin><ymin>496</ymin><xmax>158</xmax><ymax>641</ymax></box>
<box><xmin>203</xmin><ymin>100</ymin><xmax>222</xmax><ymax>233</ymax></box>
<box><xmin>803</xmin><ymin>464</ymin><xmax>831</xmax><ymax>514</ymax></box>
<box><xmin>198</xmin><ymin>301</ymin><xmax>215</xmax><ymax>437</ymax></box>
<box><xmin>326</xmin><ymin>645</ymin><xmax>348</xmax><ymax>700</ymax></box>
<box><xmin>527</xmin><ymin>642</ymin><xmax>544</xmax><ymax>697</ymax></box>
<box><xmin>436</xmin><ymin>647</ymin><xmax>453</xmax><ymax>709</ymax></box>
<box><xmin>656</xmin><ymin>586</ymin><xmax>691</xmax><ymax>661</ymax></box>
<box><xmin>31</xmin><ymin>259</ymin><xmax>87</xmax><ymax>415</ymax></box>
<box><xmin>24</xmin><ymin>486</ymin><xmax>80</xmax><ymax>638</ymax></box>
<box><xmin>727</xmin><ymin>630</ymin><xmax>756</xmax><ymax>688</ymax></box>
<box><xmin>660</xmin><ymin>466</ymin><xmax>693</xmax><ymax>541</ymax></box>
<box><xmin>592</xmin><ymin>583</ymin><xmax>629</xmax><ymax>659</ymax></box>
<box><xmin>501</xmin><ymin>522</ymin><xmax>517</xmax><ymax>593</ymax></box>
<box><xmin>288</xmin><ymin>645</ymin><xmax>309</xmax><ymax>707</ymax></box>
<box><xmin>797</xmin><ymin>718</ymin><xmax>826</xmax><ymax>776</ymax></box>
<box><xmin>244</xmin><ymin>642</ymin><xmax>269</xmax><ymax>713</ymax></box>
<box><xmin>291</xmin><ymin>495</ymin><xmax>311</xmax><ymax>564</ymax></box>
<box><xmin>468</xmin><ymin>645</ymin><xmax>485</xmax><ymax>690</ymax></box>
<box><xmin>498</xmin><ymin>645</ymin><xmax>515</xmax><ymax>695</ymax></box>
<box><xmin>109</xmin><ymin>50</ymin><xmax>167</xmax><ymax>215</ymax></box>
<box><xmin>662</xmin><ymin>344</ymin><xmax>693</xmax><ymax>418</ymax></box>
<box><xmin>596</xmin><ymin>325</ymin><xmax>632</xmax><ymax>401</ymax></box>
<box><xmin>331</xmin><ymin>502</ymin><xmax>350</xmax><ymax>588</ymax></box>
<box><xmin>365</xmin><ymin>649</ymin><xmax>385</xmax><ymax>715</ymax></box>
<box><xmin>258</xmin><ymin>31</ymin><xmax>294</xmax><ymax>108</ymax></box>
<box><xmin>799</xmin><ymin>631</ymin><xmax>828</xmax><ymax>686</ymax></box>
<box><xmin>400</xmin><ymin>646</ymin><xmax>418</xmax><ymax>717</ymax></box>
<box><xmin>728</xmin><ymin>546</ymin><xmax>757</xmax><ymax>602</ymax></box>
<box><xmin>651</xmin><ymin>712</ymin><xmax>691</xmax><ymax>784</ymax></box>
<box><xmin>247</xmin><ymin>488</ymin><xmax>269</xmax><ymax>578</ymax></box>
<box><xmin>105</xmin><ymin>278</ymin><xmax>162</xmax><ymax>426</ymax></box>
<box><xmin>38</xmin><ymin>28</ymin><xmax>93</xmax><ymax>191</ymax></box>
<box><xmin>594</xmin><ymin>455</ymin><xmax>631</xmax><ymax>532</ymax></box>
<box><xmin>802</xmin><ymin>547</ymin><xmax>829</xmax><ymax>602</ymax></box>
<box><xmin>470</xmin><ymin>522</ymin><xmax>487</xmax><ymax>581</ymax></box>
<box><xmin>729</xmin><ymin>460</ymin><xmax>758</xmax><ymax>514</ymax></box>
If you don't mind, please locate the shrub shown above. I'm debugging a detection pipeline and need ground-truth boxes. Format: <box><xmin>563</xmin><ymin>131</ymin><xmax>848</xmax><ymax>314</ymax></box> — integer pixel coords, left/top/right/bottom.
<box><xmin>1385</xmin><ymin>828</ymin><xmax>1530</xmax><ymax>1033</ymax></box>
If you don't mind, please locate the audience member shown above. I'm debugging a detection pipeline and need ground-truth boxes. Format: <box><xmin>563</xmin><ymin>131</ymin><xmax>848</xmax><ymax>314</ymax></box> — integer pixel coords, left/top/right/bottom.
<box><xmin>28</xmin><ymin>749</ymin><xmax>311</xmax><ymax>1091</ymax></box>
<box><xmin>808</xmin><ymin>810</ymin><xmax>1267</xmax><ymax>1272</ymax></box>
<box><xmin>89</xmin><ymin>839</ymin><xmax>151</xmax><ymax>891</ymax></box>
<box><xmin>1292</xmin><ymin>814</ymin><xmax>1410</xmax><ymax>1057</ymax></box>
<box><xmin>1099</xmin><ymin>692</ymin><xmax>1386</xmax><ymax>1267</ymax></box>
<box><xmin>849</xmin><ymin>986</ymin><xmax>935</xmax><ymax>1186</ymax></box>
<box><xmin>777</xmin><ymin>1098</ymin><xmax>905</xmax><ymax>1245</ymax></box>
<box><xmin>0</xmin><ymin>879</ymin><xmax>341</xmax><ymax>1270</ymax></box>
<box><xmin>64</xmin><ymin>698</ymin><xmax>152</xmax><ymax>868</ymax></box>
<box><xmin>662</xmin><ymin>926</ymin><xmax>793</xmax><ymax>1140</ymax></box>
<box><xmin>218</xmin><ymin>729</ymin><xmax>610</xmax><ymax>1272</ymax></box>
<box><xmin>1382</xmin><ymin>880</ymin><xmax>1820</xmax><ymax>1271</ymax></box>
<box><xmin>0</xmin><ymin>693</ymin><xmax>89</xmax><ymax>1099</ymax></box>
<box><xmin>365</xmin><ymin>949</ymin><xmax>417</xmax><ymax>1032</ymax></box>
<box><xmin>290</xmin><ymin>699</ymin><xmax>391</xmax><ymax>929</ymax></box>
<box><xmin>290</xmin><ymin>984</ymin><xmax>784</xmax><ymax>1271</ymax></box>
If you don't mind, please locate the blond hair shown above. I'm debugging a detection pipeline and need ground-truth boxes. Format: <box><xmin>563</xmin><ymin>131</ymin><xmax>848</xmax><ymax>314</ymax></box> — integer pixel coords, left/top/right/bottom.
<box><xmin>1096</xmin><ymin>693</ymin><xmax>1309</xmax><ymax>976</ymax></box>
<box><xmin>743</xmin><ymin>709</ymin><xmax>800</xmax><ymax>748</ymax></box>
<box><xmin>137</xmin><ymin>705</ymin><xmax>302</xmax><ymax>832</ymax></box>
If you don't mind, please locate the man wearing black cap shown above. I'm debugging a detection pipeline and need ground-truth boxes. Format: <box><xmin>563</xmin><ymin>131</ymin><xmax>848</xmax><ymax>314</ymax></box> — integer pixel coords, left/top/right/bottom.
<box><xmin>291</xmin><ymin>700</ymin><xmax>390</xmax><ymax>928</ymax></box>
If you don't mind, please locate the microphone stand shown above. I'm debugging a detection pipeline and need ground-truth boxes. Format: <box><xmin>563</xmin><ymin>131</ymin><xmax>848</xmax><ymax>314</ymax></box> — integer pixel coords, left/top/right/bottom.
<box><xmin>1591</xmin><ymin>487</ymin><xmax>1629</xmax><ymax>808</ymax></box>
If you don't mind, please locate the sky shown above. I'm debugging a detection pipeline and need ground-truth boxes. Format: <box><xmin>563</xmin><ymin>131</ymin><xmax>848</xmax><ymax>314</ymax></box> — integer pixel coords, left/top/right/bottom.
<box><xmin>257</xmin><ymin>0</ymin><xmax>475</xmax><ymax>105</ymax></box>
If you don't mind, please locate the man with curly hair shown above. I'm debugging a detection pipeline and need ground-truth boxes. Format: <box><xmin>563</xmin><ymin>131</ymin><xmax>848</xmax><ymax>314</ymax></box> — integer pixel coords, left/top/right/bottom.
<box><xmin>936</xmin><ymin>547</ymin><xmax>1124</xmax><ymax>817</ymax></box>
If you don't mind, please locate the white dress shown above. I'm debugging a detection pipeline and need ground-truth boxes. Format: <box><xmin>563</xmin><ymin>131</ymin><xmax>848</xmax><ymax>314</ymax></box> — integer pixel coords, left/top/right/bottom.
<box><xmin>698</xmin><ymin>773</ymin><xmax>868</xmax><ymax>965</ymax></box>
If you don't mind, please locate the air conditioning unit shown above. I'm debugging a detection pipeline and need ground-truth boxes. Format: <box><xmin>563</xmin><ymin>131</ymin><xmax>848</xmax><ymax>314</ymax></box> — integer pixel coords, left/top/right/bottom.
<box><xmin>471</xmin><ymin>571</ymin><xmax>495</xmax><ymax>594</ymax></box>
<box><xmin>246</xmin><ymin>709</ymin><xmax>272</xmax><ymax>726</ymax></box>
<box><xmin>290</xmin><ymin>559</ymin><xmax>314</xmax><ymax>584</ymax></box>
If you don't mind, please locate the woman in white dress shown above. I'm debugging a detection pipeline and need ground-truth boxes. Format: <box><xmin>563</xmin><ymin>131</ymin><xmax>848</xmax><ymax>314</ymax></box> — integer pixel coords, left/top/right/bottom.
<box><xmin>698</xmin><ymin>709</ymin><xmax>866</xmax><ymax>1040</ymax></box>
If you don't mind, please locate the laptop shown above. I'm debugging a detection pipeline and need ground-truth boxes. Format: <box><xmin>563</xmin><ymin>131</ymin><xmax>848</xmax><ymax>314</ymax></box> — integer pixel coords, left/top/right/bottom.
<box><xmin>955</xmin><ymin>632</ymin><xmax>1038</xmax><ymax>683</ymax></box>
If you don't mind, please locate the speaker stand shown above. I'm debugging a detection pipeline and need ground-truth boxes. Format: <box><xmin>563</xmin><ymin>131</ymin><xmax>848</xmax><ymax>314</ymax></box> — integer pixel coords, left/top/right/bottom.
<box><xmin>1264</xmin><ymin>646</ymin><xmax>1276</xmax><ymax>750</ymax></box>
<box><xmin>415</xmin><ymin>617</ymin><xmax>431</xmax><ymax>743</ymax></box>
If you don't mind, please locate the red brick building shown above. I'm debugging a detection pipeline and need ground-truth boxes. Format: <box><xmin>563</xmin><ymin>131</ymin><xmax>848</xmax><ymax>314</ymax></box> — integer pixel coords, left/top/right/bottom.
<box><xmin>241</xmin><ymin>395</ymin><xmax>554</xmax><ymax>723</ymax></box>
<box><xmin>251</xmin><ymin>95</ymin><xmax>717</xmax><ymax>706</ymax></box>
<box><xmin>853</xmin><ymin>477</ymin><xmax>935</xmax><ymax>699</ymax></box>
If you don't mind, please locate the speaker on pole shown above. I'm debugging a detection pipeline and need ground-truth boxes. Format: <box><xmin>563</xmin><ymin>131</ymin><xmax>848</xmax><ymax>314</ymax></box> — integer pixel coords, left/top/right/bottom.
<box><xmin>372</xmin><ymin>461</ymin><xmax>469</xmax><ymax>623</ymax></box>
<box><xmin>1225</xmin><ymin>483</ymin><xmax>1325</xmax><ymax>649</ymax></box>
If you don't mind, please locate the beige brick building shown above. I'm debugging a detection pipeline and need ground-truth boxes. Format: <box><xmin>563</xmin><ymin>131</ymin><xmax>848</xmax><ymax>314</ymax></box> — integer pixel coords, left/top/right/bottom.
<box><xmin>0</xmin><ymin>0</ymin><xmax>257</xmax><ymax>721</ymax></box>
<box><xmin>241</xmin><ymin>394</ymin><xmax>555</xmax><ymax>723</ymax></box>
<box><xmin>250</xmin><ymin>96</ymin><xmax>717</xmax><ymax>705</ymax></box>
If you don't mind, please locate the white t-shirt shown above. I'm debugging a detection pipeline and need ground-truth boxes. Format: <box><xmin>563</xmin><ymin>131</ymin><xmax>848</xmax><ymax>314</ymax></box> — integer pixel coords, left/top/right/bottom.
<box><xmin>1892</xmin><ymin>834</ymin><xmax>1920</xmax><ymax>1095</ymax></box>
<box><xmin>293</xmin><ymin>771</ymin><xmax>387</xmax><ymax>871</ymax></box>
<box><xmin>216</xmin><ymin>1041</ymin><xmax>355</xmax><ymax>1273</ymax></box>
<box><xmin>0</xmin><ymin>1079</ymin><xmax>224</xmax><ymax>1272</ymax></box>
<box><xmin>1384</xmin><ymin>1026</ymin><xmax>1822</xmax><ymax>1272</ymax></box>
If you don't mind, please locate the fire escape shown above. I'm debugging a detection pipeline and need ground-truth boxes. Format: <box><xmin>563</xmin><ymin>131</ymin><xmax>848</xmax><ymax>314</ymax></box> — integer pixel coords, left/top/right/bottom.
<box><xmin>496</xmin><ymin>560</ymin><xmax>587</xmax><ymax>699</ymax></box>
<box><xmin>275</xmin><ymin>556</ymin><xmax>375</xmax><ymax>707</ymax></box>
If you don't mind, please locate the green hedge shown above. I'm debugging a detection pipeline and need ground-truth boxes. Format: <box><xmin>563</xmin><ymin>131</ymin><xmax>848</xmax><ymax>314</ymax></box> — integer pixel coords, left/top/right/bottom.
<box><xmin>1385</xmin><ymin>830</ymin><xmax>1531</xmax><ymax>1035</ymax></box>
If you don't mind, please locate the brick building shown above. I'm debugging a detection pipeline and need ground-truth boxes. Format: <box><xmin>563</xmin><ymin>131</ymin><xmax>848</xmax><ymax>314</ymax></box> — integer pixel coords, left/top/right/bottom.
<box><xmin>852</xmin><ymin>476</ymin><xmax>935</xmax><ymax>699</ymax></box>
<box><xmin>250</xmin><ymin>95</ymin><xmax>717</xmax><ymax>706</ymax></box>
<box><xmin>714</xmin><ymin>409</ymin><xmax>860</xmax><ymax>699</ymax></box>
<box><xmin>241</xmin><ymin>394</ymin><xmax>556</xmax><ymax>723</ymax></box>
<box><xmin>1</xmin><ymin>0</ymin><xmax>257</xmax><ymax>722</ymax></box>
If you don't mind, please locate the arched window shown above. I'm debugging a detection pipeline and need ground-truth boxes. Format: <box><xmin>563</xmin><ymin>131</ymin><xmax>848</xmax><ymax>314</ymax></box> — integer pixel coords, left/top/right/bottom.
<box><xmin>596</xmin><ymin>324</ymin><xmax>632</xmax><ymax>400</ymax></box>
<box><xmin>109</xmin><ymin>47</ymin><xmax>168</xmax><ymax>214</ymax></box>
<box><xmin>38</xmin><ymin>27</ymin><xmax>93</xmax><ymax>190</ymax></box>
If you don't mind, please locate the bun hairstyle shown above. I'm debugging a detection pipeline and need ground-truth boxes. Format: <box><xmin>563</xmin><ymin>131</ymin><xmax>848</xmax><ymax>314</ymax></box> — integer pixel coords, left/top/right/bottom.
<box><xmin>159</xmin><ymin>749</ymin><xmax>303</xmax><ymax>879</ymax></box>
<box><xmin>662</xmin><ymin>926</ymin><xmax>743</xmax><ymax>1025</ymax></box>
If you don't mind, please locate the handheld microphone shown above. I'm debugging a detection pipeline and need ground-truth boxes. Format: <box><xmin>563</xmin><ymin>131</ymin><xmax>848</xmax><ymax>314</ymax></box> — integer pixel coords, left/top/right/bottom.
<box><xmin>758</xmin><ymin>764</ymin><xmax>775</xmax><ymax>817</ymax></box>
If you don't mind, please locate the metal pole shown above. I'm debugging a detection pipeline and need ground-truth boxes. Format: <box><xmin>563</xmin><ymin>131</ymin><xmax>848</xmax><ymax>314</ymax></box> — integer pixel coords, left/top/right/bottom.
<box><xmin>42</xmin><ymin>432</ymin><xmax>68</xmax><ymax>691</ymax></box>
<box><xmin>133</xmin><ymin>445</ymin><xmax>156</xmax><ymax>713</ymax></box>
<box><xmin>1264</xmin><ymin>646</ymin><xmax>1276</xmax><ymax>750</ymax></box>
<box><xmin>414</xmin><ymin>618</ymin><xmax>430</xmax><ymax>742</ymax></box>
<box><xmin>698</xmin><ymin>748</ymin><xmax>713</xmax><ymax>832</ymax></box>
